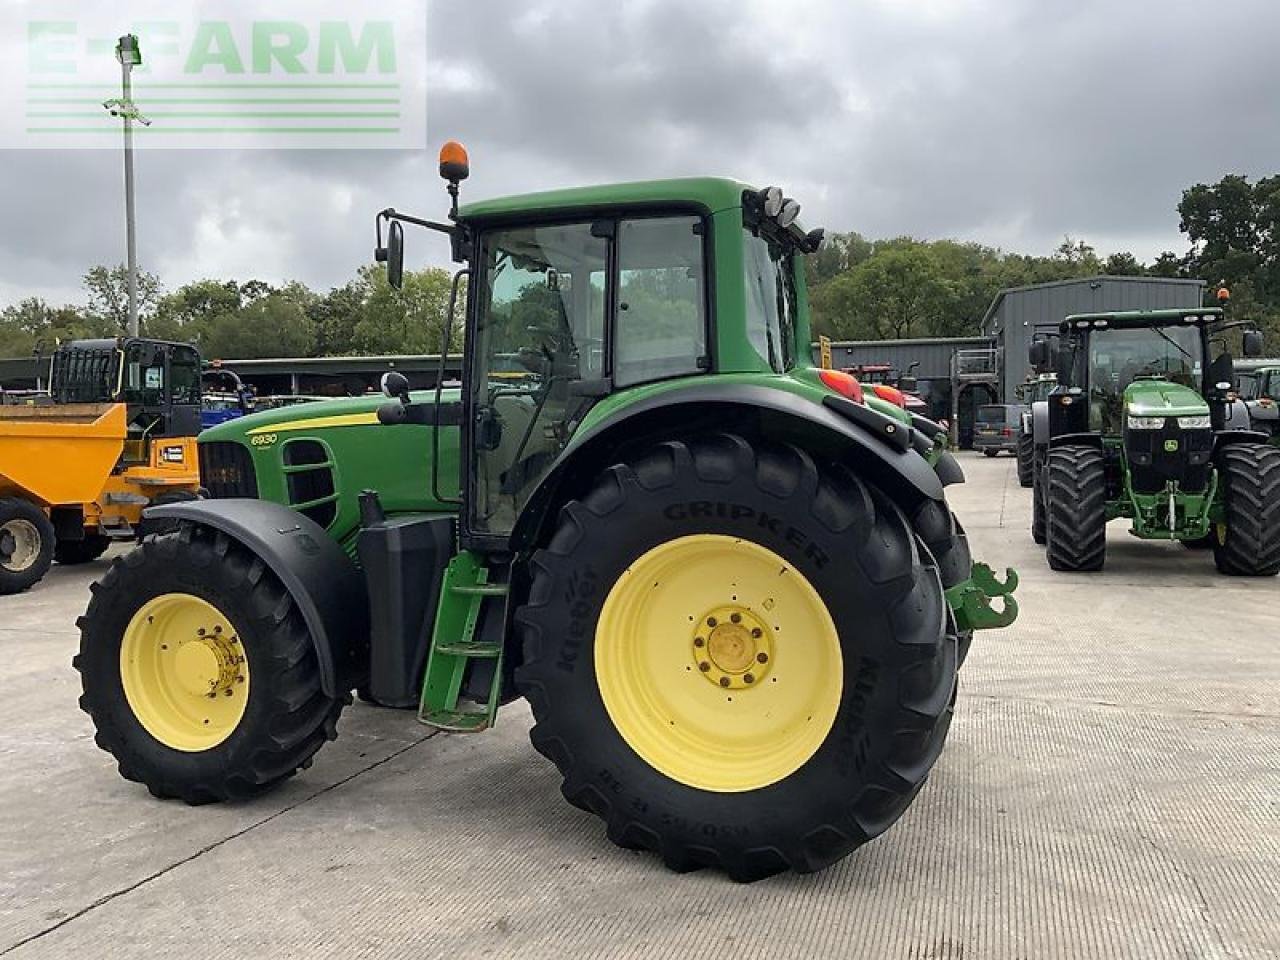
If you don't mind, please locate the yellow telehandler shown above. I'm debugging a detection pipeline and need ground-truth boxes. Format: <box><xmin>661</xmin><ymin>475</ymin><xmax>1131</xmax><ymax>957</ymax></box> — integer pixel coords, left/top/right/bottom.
<box><xmin>0</xmin><ymin>338</ymin><xmax>203</xmax><ymax>594</ymax></box>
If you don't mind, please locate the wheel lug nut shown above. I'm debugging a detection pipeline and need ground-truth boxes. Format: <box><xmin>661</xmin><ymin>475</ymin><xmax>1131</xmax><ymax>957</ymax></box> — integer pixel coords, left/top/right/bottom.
<box><xmin>757</xmin><ymin>652</ymin><xmax>769</xmax><ymax>664</ymax></box>
<box><xmin>730</xmin><ymin>613</ymin><xmax>742</xmax><ymax>624</ymax></box>
<box><xmin>694</xmin><ymin>637</ymin><xmax>705</xmax><ymax>648</ymax></box>
<box><xmin>719</xmin><ymin>677</ymin><xmax>730</xmax><ymax>688</ymax></box>
<box><xmin>706</xmin><ymin>617</ymin><xmax>717</xmax><ymax>628</ymax></box>
<box><xmin>743</xmin><ymin>674</ymin><xmax>755</xmax><ymax>684</ymax></box>
<box><xmin>751</xmin><ymin>628</ymin><xmax>762</xmax><ymax>639</ymax></box>
<box><xmin>698</xmin><ymin>662</ymin><xmax>711</xmax><ymax>672</ymax></box>
<box><xmin>197</xmin><ymin>628</ymin><xmax>206</xmax><ymax>636</ymax></box>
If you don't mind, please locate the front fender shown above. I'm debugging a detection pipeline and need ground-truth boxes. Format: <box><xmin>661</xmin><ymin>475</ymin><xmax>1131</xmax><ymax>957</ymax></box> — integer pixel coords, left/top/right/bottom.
<box><xmin>1031</xmin><ymin>401</ymin><xmax>1050</xmax><ymax>447</ymax></box>
<box><xmin>511</xmin><ymin>383</ymin><xmax>946</xmax><ymax>550</ymax></box>
<box><xmin>144</xmin><ymin>499</ymin><xmax>368</xmax><ymax>697</ymax></box>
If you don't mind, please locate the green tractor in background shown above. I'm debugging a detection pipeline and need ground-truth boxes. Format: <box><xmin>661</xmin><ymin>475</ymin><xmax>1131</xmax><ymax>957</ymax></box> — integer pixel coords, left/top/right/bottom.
<box><xmin>1015</xmin><ymin>371</ymin><xmax>1057</xmax><ymax>488</ymax></box>
<box><xmin>74</xmin><ymin>143</ymin><xmax>1018</xmax><ymax>881</ymax></box>
<box><xmin>1029</xmin><ymin>302</ymin><xmax>1279</xmax><ymax>574</ymax></box>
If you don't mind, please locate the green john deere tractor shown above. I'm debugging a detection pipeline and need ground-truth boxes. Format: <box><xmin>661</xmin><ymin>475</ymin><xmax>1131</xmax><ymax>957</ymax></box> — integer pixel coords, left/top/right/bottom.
<box><xmin>74</xmin><ymin>144</ymin><xmax>1018</xmax><ymax>881</ymax></box>
<box><xmin>1029</xmin><ymin>305</ymin><xmax>1279</xmax><ymax>574</ymax></box>
<box><xmin>1015</xmin><ymin>371</ymin><xmax>1057</xmax><ymax>488</ymax></box>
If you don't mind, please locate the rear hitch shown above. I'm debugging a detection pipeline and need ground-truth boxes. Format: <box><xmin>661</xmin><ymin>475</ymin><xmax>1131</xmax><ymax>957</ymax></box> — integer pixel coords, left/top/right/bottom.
<box><xmin>946</xmin><ymin>562</ymin><xmax>1019</xmax><ymax>632</ymax></box>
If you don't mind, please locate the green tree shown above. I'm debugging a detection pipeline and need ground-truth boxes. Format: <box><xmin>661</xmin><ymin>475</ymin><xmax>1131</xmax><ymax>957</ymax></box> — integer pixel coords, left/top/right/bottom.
<box><xmin>1103</xmin><ymin>251</ymin><xmax>1144</xmax><ymax>276</ymax></box>
<box><xmin>83</xmin><ymin>264</ymin><xmax>163</xmax><ymax>334</ymax></box>
<box><xmin>352</xmin><ymin>265</ymin><xmax>455</xmax><ymax>354</ymax></box>
<box><xmin>198</xmin><ymin>290</ymin><xmax>317</xmax><ymax>360</ymax></box>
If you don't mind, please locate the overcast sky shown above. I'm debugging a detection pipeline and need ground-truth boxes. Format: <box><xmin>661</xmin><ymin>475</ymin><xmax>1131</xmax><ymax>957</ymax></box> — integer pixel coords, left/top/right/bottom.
<box><xmin>3</xmin><ymin>0</ymin><xmax>1279</xmax><ymax>308</ymax></box>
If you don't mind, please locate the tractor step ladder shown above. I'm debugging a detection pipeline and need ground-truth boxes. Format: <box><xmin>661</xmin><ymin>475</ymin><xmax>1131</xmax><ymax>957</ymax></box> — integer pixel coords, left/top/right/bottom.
<box><xmin>418</xmin><ymin>551</ymin><xmax>507</xmax><ymax>733</ymax></box>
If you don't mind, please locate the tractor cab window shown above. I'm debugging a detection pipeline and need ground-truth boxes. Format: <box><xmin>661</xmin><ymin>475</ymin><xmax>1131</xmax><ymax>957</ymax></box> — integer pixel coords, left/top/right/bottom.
<box><xmin>122</xmin><ymin>343</ymin><xmax>166</xmax><ymax>407</ymax></box>
<box><xmin>169</xmin><ymin>347</ymin><xmax>201</xmax><ymax>406</ymax></box>
<box><xmin>743</xmin><ymin>231</ymin><xmax>798</xmax><ymax>372</ymax></box>
<box><xmin>471</xmin><ymin>221</ymin><xmax>609</xmax><ymax>535</ymax></box>
<box><xmin>614</xmin><ymin>216</ymin><xmax>707</xmax><ymax>387</ymax></box>
<box><xmin>1086</xmin><ymin>325</ymin><xmax>1204</xmax><ymax>433</ymax></box>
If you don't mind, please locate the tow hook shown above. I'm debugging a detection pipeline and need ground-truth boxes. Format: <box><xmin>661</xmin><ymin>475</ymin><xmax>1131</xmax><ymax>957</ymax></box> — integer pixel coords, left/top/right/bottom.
<box><xmin>946</xmin><ymin>563</ymin><xmax>1019</xmax><ymax>631</ymax></box>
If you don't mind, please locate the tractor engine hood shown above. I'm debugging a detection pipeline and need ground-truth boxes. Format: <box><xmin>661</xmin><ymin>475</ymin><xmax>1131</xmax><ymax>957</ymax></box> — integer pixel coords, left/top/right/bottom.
<box><xmin>1123</xmin><ymin>379</ymin><xmax>1208</xmax><ymax>419</ymax></box>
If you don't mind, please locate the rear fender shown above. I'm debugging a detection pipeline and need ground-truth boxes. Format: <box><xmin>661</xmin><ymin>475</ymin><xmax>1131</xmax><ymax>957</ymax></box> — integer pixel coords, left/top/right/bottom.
<box><xmin>145</xmin><ymin>498</ymin><xmax>368</xmax><ymax>697</ymax></box>
<box><xmin>1048</xmin><ymin>432</ymin><xmax>1103</xmax><ymax>451</ymax></box>
<box><xmin>511</xmin><ymin>384</ymin><xmax>946</xmax><ymax>551</ymax></box>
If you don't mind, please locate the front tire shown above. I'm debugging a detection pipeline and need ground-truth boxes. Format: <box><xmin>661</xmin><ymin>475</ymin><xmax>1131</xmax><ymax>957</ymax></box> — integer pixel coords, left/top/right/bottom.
<box><xmin>75</xmin><ymin>525</ymin><xmax>345</xmax><ymax>803</ymax></box>
<box><xmin>1045</xmin><ymin>446</ymin><xmax>1107</xmax><ymax>571</ymax></box>
<box><xmin>516</xmin><ymin>434</ymin><xmax>955</xmax><ymax>881</ymax></box>
<box><xmin>1016</xmin><ymin>432</ymin><xmax>1034</xmax><ymax>487</ymax></box>
<box><xmin>55</xmin><ymin>534</ymin><xmax>112</xmax><ymax>566</ymax></box>
<box><xmin>1213</xmin><ymin>443</ymin><xmax>1280</xmax><ymax>576</ymax></box>
<box><xmin>0</xmin><ymin>497</ymin><xmax>55</xmax><ymax>595</ymax></box>
<box><xmin>1031</xmin><ymin>460</ymin><xmax>1046</xmax><ymax>545</ymax></box>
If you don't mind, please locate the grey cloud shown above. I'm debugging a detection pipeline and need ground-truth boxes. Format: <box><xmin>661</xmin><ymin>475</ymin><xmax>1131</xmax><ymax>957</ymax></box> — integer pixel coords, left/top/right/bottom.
<box><xmin>2</xmin><ymin>0</ymin><xmax>1278</xmax><ymax>309</ymax></box>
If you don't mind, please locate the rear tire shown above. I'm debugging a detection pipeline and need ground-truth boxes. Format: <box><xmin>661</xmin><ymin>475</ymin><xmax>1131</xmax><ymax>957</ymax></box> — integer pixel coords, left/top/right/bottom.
<box><xmin>516</xmin><ymin>434</ymin><xmax>955</xmax><ymax>881</ymax></box>
<box><xmin>75</xmin><ymin>525</ymin><xmax>345</xmax><ymax>803</ymax></box>
<box><xmin>1045</xmin><ymin>446</ymin><xmax>1107</xmax><ymax>571</ymax></box>
<box><xmin>1016</xmin><ymin>432</ymin><xmax>1034</xmax><ymax>487</ymax></box>
<box><xmin>1212</xmin><ymin>443</ymin><xmax>1280</xmax><ymax>576</ymax></box>
<box><xmin>0</xmin><ymin>497</ymin><xmax>55</xmax><ymax>595</ymax></box>
<box><xmin>55</xmin><ymin>535</ymin><xmax>111</xmax><ymax>566</ymax></box>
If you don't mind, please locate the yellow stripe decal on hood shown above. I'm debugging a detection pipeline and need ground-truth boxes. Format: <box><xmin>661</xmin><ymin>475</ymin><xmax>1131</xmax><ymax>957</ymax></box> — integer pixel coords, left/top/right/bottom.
<box><xmin>246</xmin><ymin>412</ymin><xmax>380</xmax><ymax>436</ymax></box>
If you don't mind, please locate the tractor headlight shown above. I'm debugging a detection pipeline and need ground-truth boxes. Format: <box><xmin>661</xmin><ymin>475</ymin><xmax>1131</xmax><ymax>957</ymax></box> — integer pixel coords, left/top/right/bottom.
<box><xmin>1176</xmin><ymin>415</ymin><xmax>1211</xmax><ymax>429</ymax></box>
<box><xmin>1127</xmin><ymin>416</ymin><xmax>1166</xmax><ymax>430</ymax></box>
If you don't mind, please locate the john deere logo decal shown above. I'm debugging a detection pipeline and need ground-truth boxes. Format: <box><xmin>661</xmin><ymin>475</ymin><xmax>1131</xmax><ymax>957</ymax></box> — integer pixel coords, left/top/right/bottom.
<box><xmin>1164</xmin><ymin>439</ymin><xmax>1180</xmax><ymax>453</ymax></box>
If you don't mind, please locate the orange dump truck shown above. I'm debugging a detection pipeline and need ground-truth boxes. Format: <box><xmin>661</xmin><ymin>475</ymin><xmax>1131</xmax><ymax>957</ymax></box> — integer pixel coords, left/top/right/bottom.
<box><xmin>0</xmin><ymin>338</ymin><xmax>202</xmax><ymax>594</ymax></box>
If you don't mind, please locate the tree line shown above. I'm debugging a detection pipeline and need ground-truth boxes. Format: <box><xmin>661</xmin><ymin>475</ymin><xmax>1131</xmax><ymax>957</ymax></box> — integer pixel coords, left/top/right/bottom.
<box><xmin>808</xmin><ymin>173</ymin><xmax>1280</xmax><ymax>348</ymax></box>
<box><xmin>2</xmin><ymin>174</ymin><xmax>1277</xmax><ymax>360</ymax></box>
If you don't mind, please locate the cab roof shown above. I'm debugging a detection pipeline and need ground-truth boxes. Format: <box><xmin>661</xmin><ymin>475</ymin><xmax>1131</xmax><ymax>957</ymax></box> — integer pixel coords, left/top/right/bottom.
<box><xmin>457</xmin><ymin>177</ymin><xmax>753</xmax><ymax>222</ymax></box>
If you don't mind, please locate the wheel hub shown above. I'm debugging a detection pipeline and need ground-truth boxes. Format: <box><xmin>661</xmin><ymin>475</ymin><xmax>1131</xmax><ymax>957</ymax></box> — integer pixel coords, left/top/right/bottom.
<box><xmin>0</xmin><ymin>519</ymin><xmax>40</xmax><ymax>572</ymax></box>
<box><xmin>172</xmin><ymin>627</ymin><xmax>243</xmax><ymax>699</ymax></box>
<box><xmin>693</xmin><ymin>605</ymin><xmax>773</xmax><ymax>690</ymax></box>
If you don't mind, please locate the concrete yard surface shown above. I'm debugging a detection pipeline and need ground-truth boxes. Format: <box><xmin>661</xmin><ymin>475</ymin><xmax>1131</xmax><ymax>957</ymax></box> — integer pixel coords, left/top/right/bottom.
<box><xmin>1</xmin><ymin>452</ymin><xmax>1277</xmax><ymax>959</ymax></box>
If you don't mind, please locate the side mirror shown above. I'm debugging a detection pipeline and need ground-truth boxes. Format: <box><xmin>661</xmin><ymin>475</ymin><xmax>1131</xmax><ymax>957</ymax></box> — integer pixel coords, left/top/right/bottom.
<box><xmin>385</xmin><ymin>220</ymin><xmax>405</xmax><ymax>290</ymax></box>
<box><xmin>1028</xmin><ymin>340</ymin><xmax>1048</xmax><ymax>369</ymax></box>
<box><xmin>381</xmin><ymin>370</ymin><xmax>410</xmax><ymax>403</ymax></box>
<box><xmin>1243</xmin><ymin>329</ymin><xmax>1265</xmax><ymax>359</ymax></box>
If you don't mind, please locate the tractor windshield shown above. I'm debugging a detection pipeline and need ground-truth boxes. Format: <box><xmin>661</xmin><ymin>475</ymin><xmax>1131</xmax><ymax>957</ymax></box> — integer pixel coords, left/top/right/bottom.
<box><xmin>1086</xmin><ymin>324</ymin><xmax>1204</xmax><ymax>432</ymax></box>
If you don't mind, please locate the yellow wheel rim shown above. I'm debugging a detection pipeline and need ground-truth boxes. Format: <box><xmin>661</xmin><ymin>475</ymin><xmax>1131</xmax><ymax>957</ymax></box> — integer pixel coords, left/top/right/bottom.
<box><xmin>119</xmin><ymin>593</ymin><xmax>250</xmax><ymax>752</ymax></box>
<box><xmin>595</xmin><ymin>535</ymin><xmax>843</xmax><ymax>793</ymax></box>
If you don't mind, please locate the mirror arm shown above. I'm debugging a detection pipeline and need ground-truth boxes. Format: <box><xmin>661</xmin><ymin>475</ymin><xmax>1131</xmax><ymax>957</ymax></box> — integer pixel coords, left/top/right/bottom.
<box><xmin>378</xmin><ymin>207</ymin><xmax>456</xmax><ymax>240</ymax></box>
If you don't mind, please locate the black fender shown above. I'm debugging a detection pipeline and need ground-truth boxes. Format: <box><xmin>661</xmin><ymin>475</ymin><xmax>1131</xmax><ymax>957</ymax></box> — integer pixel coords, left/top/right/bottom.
<box><xmin>144</xmin><ymin>498</ymin><xmax>368</xmax><ymax>697</ymax></box>
<box><xmin>1031</xmin><ymin>401</ymin><xmax>1050</xmax><ymax>448</ymax></box>
<box><xmin>511</xmin><ymin>382</ymin><xmax>946</xmax><ymax>550</ymax></box>
<box><xmin>1048</xmin><ymin>431</ymin><xmax>1103</xmax><ymax>450</ymax></box>
<box><xmin>907</xmin><ymin>411</ymin><xmax>965</xmax><ymax>487</ymax></box>
<box><xmin>1214</xmin><ymin>429</ymin><xmax>1273</xmax><ymax>452</ymax></box>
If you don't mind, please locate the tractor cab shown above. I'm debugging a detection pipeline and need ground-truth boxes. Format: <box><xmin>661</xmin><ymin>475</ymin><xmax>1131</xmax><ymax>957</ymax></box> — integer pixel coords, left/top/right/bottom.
<box><xmin>51</xmin><ymin>338</ymin><xmax>203</xmax><ymax>449</ymax></box>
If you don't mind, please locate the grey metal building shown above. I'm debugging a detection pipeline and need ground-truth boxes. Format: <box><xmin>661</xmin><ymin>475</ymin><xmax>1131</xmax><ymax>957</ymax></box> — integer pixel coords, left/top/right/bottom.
<box><xmin>980</xmin><ymin>275</ymin><xmax>1207</xmax><ymax>401</ymax></box>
